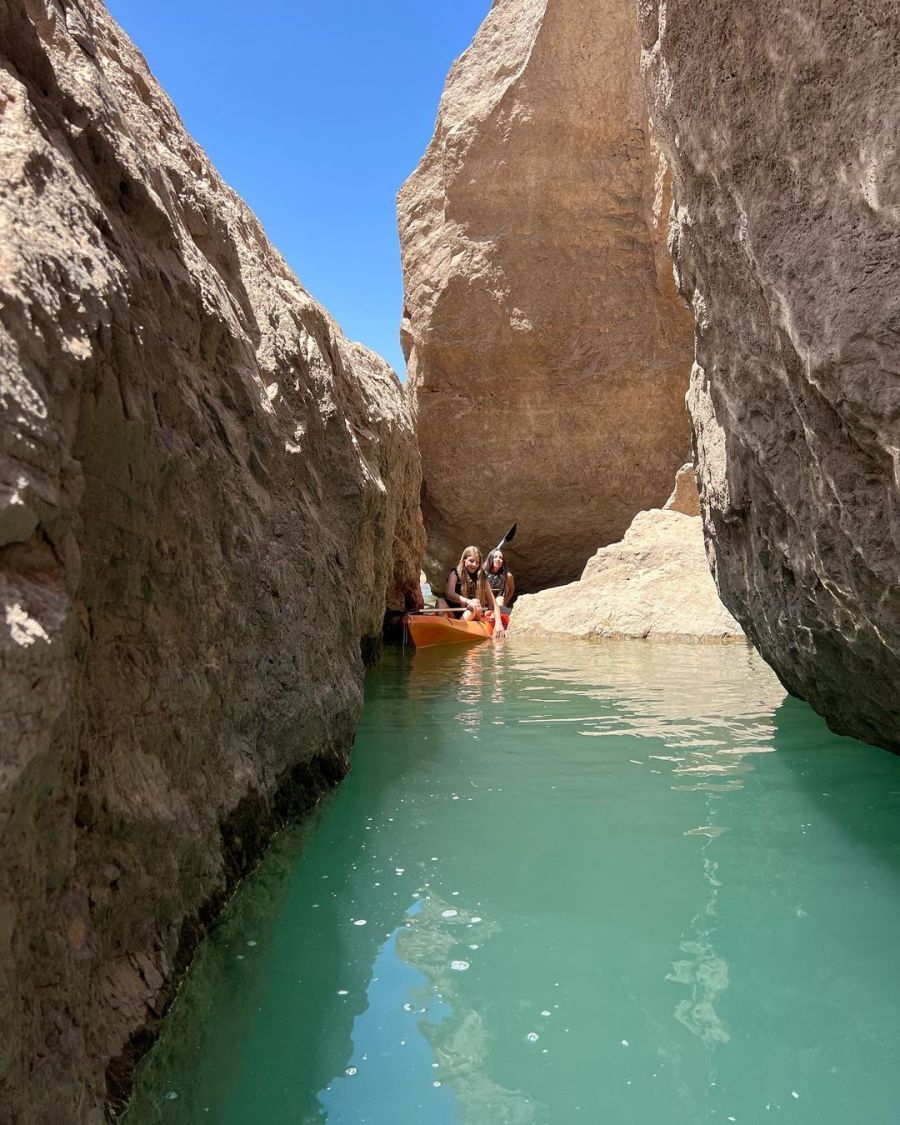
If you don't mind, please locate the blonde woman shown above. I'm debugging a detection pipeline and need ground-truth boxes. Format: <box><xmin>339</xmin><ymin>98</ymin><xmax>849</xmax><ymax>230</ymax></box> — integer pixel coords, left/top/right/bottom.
<box><xmin>444</xmin><ymin>545</ymin><xmax>505</xmax><ymax>635</ymax></box>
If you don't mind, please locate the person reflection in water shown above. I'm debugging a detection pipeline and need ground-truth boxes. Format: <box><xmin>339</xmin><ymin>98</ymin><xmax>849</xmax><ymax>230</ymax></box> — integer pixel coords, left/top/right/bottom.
<box><xmin>443</xmin><ymin>545</ymin><xmax>505</xmax><ymax>636</ymax></box>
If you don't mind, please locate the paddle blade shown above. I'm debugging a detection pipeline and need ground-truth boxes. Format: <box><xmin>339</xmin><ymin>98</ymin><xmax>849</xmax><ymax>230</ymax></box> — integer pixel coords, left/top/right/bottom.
<box><xmin>496</xmin><ymin>523</ymin><xmax>517</xmax><ymax>550</ymax></box>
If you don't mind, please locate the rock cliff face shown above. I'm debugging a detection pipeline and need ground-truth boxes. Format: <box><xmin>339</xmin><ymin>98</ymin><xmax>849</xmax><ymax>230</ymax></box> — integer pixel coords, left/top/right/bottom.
<box><xmin>0</xmin><ymin>1</ymin><xmax>423</xmax><ymax>1120</ymax></box>
<box><xmin>399</xmin><ymin>0</ymin><xmax>694</xmax><ymax>592</ymax></box>
<box><xmin>638</xmin><ymin>0</ymin><xmax>900</xmax><ymax>750</ymax></box>
<box><xmin>512</xmin><ymin>467</ymin><xmax>742</xmax><ymax>642</ymax></box>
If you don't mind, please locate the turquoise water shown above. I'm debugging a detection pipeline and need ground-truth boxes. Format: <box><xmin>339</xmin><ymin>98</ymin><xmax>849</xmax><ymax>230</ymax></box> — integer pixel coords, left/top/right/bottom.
<box><xmin>126</xmin><ymin>640</ymin><xmax>900</xmax><ymax>1124</ymax></box>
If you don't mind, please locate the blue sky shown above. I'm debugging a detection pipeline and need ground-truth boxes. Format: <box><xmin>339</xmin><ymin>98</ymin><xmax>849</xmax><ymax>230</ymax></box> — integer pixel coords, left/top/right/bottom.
<box><xmin>106</xmin><ymin>0</ymin><xmax>491</xmax><ymax>376</ymax></box>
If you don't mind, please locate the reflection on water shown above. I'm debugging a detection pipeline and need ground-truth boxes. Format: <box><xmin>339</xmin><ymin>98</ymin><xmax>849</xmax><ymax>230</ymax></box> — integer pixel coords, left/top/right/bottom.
<box><xmin>127</xmin><ymin>640</ymin><xmax>900</xmax><ymax>1125</ymax></box>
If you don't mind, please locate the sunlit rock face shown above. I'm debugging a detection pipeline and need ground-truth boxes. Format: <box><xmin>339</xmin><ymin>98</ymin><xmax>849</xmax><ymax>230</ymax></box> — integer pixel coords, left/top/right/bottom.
<box><xmin>0</xmin><ymin>1</ymin><xmax>423</xmax><ymax>1119</ymax></box>
<box><xmin>638</xmin><ymin>0</ymin><xmax>900</xmax><ymax>751</ymax></box>
<box><xmin>511</xmin><ymin>468</ymin><xmax>742</xmax><ymax>643</ymax></box>
<box><xmin>398</xmin><ymin>0</ymin><xmax>693</xmax><ymax>592</ymax></box>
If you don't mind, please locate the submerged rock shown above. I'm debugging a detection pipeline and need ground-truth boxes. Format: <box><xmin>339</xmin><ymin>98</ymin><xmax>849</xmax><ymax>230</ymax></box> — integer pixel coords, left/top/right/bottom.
<box><xmin>511</xmin><ymin>506</ymin><xmax>743</xmax><ymax>643</ymax></box>
<box><xmin>399</xmin><ymin>0</ymin><xmax>694</xmax><ymax>592</ymax></box>
<box><xmin>639</xmin><ymin>0</ymin><xmax>900</xmax><ymax>750</ymax></box>
<box><xmin>0</xmin><ymin>1</ymin><xmax>423</xmax><ymax>1119</ymax></box>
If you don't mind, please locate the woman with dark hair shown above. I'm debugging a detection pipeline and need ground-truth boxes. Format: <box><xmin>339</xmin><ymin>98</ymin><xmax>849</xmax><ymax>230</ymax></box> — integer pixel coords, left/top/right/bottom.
<box><xmin>483</xmin><ymin>548</ymin><xmax>515</xmax><ymax>615</ymax></box>
<box><xmin>444</xmin><ymin>545</ymin><xmax>505</xmax><ymax>634</ymax></box>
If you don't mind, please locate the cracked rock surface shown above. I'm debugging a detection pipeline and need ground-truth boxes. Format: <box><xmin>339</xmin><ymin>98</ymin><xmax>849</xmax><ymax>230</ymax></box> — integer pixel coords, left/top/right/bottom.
<box><xmin>0</xmin><ymin>1</ymin><xmax>423</xmax><ymax>1119</ymax></box>
<box><xmin>639</xmin><ymin>0</ymin><xmax>900</xmax><ymax>750</ymax></box>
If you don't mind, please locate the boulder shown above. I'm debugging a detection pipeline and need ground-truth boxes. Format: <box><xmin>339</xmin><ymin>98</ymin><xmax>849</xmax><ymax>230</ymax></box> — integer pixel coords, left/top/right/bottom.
<box><xmin>399</xmin><ymin>0</ymin><xmax>694</xmax><ymax>592</ymax></box>
<box><xmin>0</xmin><ymin>1</ymin><xmax>423</xmax><ymax>1119</ymax></box>
<box><xmin>638</xmin><ymin>0</ymin><xmax>900</xmax><ymax>750</ymax></box>
<box><xmin>511</xmin><ymin>507</ymin><xmax>743</xmax><ymax>642</ymax></box>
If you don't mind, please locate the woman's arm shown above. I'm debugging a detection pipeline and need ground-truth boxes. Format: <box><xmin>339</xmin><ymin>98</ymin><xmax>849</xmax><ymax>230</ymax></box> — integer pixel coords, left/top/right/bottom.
<box><xmin>445</xmin><ymin>570</ymin><xmax>469</xmax><ymax>610</ymax></box>
<box><xmin>487</xmin><ymin>585</ymin><xmax>505</xmax><ymax>634</ymax></box>
<box><xmin>505</xmin><ymin>572</ymin><xmax>515</xmax><ymax>604</ymax></box>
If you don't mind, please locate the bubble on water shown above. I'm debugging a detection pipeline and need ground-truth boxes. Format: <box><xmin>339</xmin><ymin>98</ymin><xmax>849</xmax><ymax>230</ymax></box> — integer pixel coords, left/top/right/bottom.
<box><xmin>402</xmin><ymin>1002</ymin><xmax>414</xmax><ymax>1012</ymax></box>
<box><xmin>311</xmin><ymin>904</ymin><xmax>320</xmax><ymax>909</ymax></box>
<box><xmin>395</xmin><ymin>868</ymin><xmax>405</xmax><ymax>875</ymax></box>
<box><xmin>246</xmin><ymin>940</ymin><xmax>257</xmax><ymax>947</ymax></box>
<box><xmin>165</xmin><ymin>1092</ymin><xmax>178</xmax><ymax>1101</ymax></box>
<box><xmin>337</xmin><ymin>989</ymin><xmax>349</xmax><ymax>996</ymax></box>
<box><xmin>450</xmin><ymin>960</ymin><xmax>470</xmax><ymax>972</ymax></box>
<box><xmin>451</xmin><ymin>891</ymin><xmax>460</xmax><ymax>896</ymax></box>
<box><xmin>470</xmin><ymin>916</ymin><xmax>482</xmax><ymax>924</ymax></box>
<box><xmin>431</xmin><ymin>857</ymin><xmax>439</xmax><ymax>861</ymax></box>
<box><xmin>526</xmin><ymin>1032</ymin><xmax>539</xmax><ymax>1042</ymax></box>
<box><xmin>441</xmin><ymin>909</ymin><xmax>458</xmax><ymax>919</ymax></box>
<box><xmin>353</xmin><ymin>919</ymin><xmax>367</xmax><ymax>926</ymax></box>
<box><xmin>235</xmin><ymin>954</ymin><xmax>244</xmax><ymax>960</ymax></box>
<box><xmin>345</xmin><ymin>1067</ymin><xmax>357</xmax><ymax>1077</ymax></box>
<box><xmin>433</xmin><ymin>1080</ymin><xmax>442</xmax><ymax>1087</ymax></box>
<box><xmin>621</xmin><ymin>1040</ymin><xmax>630</xmax><ymax>1047</ymax></box>
<box><xmin>541</xmin><ymin>1010</ymin><xmax>551</xmax><ymax>1017</ymax></box>
<box><xmin>432</xmin><ymin>1063</ymin><xmax>439</xmax><ymax>1069</ymax></box>
<box><xmin>469</xmin><ymin>944</ymin><xmax>480</xmax><ymax>950</ymax></box>
<box><xmin>791</xmin><ymin>1092</ymin><xmax>799</xmax><ymax>1100</ymax></box>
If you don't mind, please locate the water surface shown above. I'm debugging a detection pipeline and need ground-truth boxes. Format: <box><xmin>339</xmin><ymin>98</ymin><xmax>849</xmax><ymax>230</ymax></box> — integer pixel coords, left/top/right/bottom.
<box><xmin>127</xmin><ymin>640</ymin><xmax>900</xmax><ymax>1123</ymax></box>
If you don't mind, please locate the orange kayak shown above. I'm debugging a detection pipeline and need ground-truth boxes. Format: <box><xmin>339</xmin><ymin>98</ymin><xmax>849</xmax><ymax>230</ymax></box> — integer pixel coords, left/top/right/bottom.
<box><xmin>404</xmin><ymin>613</ymin><xmax>507</xmax><ymax>648</ymax></box>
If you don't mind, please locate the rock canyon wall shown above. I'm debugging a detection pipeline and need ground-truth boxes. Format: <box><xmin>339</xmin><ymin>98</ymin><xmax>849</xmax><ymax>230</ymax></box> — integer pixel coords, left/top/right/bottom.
<box><xmin>638</xmin><ymin>0</ymin><xmax>900</xmax><ymax>750</ymax></box>
<box><xmin>399</xmin><ymin>0</ymin><xmax>694</xmax><ymax>592</ymax></box>
<box><xmin>0</xmin><ymin>1</ymin><xmax>423</xmax><ymax>1119</ymax></box>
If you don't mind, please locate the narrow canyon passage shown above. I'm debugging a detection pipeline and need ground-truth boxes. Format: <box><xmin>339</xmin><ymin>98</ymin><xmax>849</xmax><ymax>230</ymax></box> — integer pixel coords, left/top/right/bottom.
<box><xmin>126</xmin><ymin>642</ymin><xmax>900</xmax><ymax>1124</ymax></box>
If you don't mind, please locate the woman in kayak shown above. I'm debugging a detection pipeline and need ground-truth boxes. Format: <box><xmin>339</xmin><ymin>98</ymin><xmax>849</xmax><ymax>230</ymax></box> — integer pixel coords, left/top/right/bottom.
<box><xmin>483</xmin><ymin>548</ymin><xmax>515</xmax><ymax>614</ymax></box>
<box><xmin>445</xmin><ymin>545</ymin><xmax>505</xmax><ymax>634</ymax></box>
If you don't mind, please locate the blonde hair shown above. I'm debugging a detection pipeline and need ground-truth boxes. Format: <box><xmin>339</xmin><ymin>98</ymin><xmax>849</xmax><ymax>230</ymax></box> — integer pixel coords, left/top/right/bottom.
<box><xmin>456</xmin><ymin>545</ymin><xmax>490</xmax><ymax>603</ymax></box>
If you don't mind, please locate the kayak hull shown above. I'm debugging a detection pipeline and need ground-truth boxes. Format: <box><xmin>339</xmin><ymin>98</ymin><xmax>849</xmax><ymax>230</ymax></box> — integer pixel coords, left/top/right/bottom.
<box><xmin>405</xmin><ymin>614</ymin><xmax>504</xmax><ymax>648</ymax></box>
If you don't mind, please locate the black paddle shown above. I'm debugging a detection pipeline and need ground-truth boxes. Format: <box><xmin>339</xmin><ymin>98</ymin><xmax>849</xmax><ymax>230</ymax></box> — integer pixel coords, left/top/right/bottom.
<box><xmin>493</xmin><ymin>523</ymin><xmax>517</xmax><ymax>553</ymax></box>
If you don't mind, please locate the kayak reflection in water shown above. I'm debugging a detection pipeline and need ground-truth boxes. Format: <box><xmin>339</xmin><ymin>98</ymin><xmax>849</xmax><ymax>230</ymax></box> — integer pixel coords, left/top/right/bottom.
<box><xmin>442</xmin><ymin>545</ymin><xmax>505</xmax><ymax>636</ymax></box>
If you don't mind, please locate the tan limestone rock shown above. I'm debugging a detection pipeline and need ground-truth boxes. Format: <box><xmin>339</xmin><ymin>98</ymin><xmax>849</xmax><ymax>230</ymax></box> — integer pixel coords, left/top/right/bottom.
<box><xmin>663</xmin><ymin>462</ymin><xmax>700</xmax><ymax>517</ymax></box>
<box><xmin>638</xmin><ymin>0</ymin><xmax>900</xmax><ymax>750</ymax></box>
<box><xmin>398</xmin><ymin>0</ymin><xmax>694</xmax><ymax>593</ymax></box>
<box><xmin>510</xmin><ymin>508</ymin><xmax>743</xmax><ymax>642</ymax></box>
<box><xmin>0</xmin><ymin>1</ymin><xmax>423</xmax><ymax>1120</ymax></box>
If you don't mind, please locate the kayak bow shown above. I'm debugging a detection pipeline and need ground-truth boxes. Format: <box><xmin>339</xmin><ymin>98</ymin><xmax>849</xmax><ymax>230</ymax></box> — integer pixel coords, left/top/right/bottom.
<box><xmin>404</xmin><ymin>613</ymin><xmax>509</xmax><ymax>649</ymax></box>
